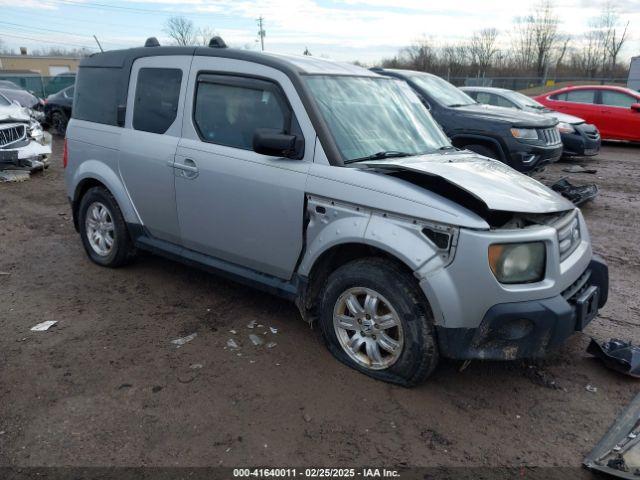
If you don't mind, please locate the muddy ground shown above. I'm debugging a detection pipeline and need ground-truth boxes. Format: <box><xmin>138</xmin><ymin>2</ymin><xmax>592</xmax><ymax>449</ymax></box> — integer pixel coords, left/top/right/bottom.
<box><xmin>0</xmin><ymin>139</ymin><xmax>638</xmax><ymax>473</ymax></box>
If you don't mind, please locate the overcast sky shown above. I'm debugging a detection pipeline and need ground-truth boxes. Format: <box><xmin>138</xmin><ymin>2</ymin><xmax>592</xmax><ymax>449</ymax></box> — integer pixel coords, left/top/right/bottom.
<box><xmin>1</xmin><ymin>0</ymin><xmax>639</xmax><ymax>64</ymax></box>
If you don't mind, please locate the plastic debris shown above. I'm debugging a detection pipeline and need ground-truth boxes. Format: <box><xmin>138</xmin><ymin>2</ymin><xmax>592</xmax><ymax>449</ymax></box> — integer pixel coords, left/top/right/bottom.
<box><xmin>190</xmin><ymin>363</ymin><xmax>203</xmax><ymax>369</ymax></box>
<box><xmin>227</xmin><ymin>338</ymin><xmax>239</xmax><ymax>349</ymax></box>
<box><xmin>266</xmin><ymin>342</ymin><xmax>277</xmax><ymax>349</ymax></box>
<box><xmin>588</xmin><ymin>338</ymin><xmax>640</xmax><ymax>378</ymax></box>
<box><xmin>563</xmin><ymin>165</ymin><xmax>597</xmax><ymax>174</ymax></box>
<box><xmin>586</xmin><ymin>384</ymin><xmax>598</xmax><ymax>393</ymax></box>
<box><xmin>170</xmin><ymin>332</ymin><xmax>197</xmax><ymax>347</ymax></box>
<box><xmin>550</xmin><ymin>178</ymin><xmax>598</xmax><ymax>206</ymax></box>
<box><xmin>30</xmin><ymin>320</ymin><xmax>57</xmax><ymax>331</ymax></box>
<box><xmin>247</xmin><ymin>320</ymin><xmax>257</xmax><ymax>329</ymax></box>
<box><xmin>0</xmin><ymin>170</ymin><xmax>30</xmax><ymax>183</ymax></box>
<box><xmin>0</xmin><ymin>271</ymin><xmax>10</xmax><ymax>276</ymax></box>
<box><xmin>249</xmin><ymin>334</ymin><xmax>264</xmax><ymax>346</ymax></box>
<box><xmin>229</xmin><ymin>329</ymin><xmax>237</xmax><ymax>334</ymax></box>
<box><xmin>270</xmin><ymin>327</ymin><xmax>278</xmax><ymax>334</ymax></box>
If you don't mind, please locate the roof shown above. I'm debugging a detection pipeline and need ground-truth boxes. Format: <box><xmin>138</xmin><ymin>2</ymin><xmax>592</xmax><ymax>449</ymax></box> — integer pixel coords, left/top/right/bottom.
<box><xmin>81</xmin><ymin>45</ymin><xmax>377</xmax><ymax>77</ymax></box>
<box><xmin>460</xmin><ymin>86</ymin><xmax>510</xmax><ymax>93</ymax></box>
<box><xmin>547</xmin><ymin>84</ymin><xmax>640</xmax><ymax>96</ymax></box>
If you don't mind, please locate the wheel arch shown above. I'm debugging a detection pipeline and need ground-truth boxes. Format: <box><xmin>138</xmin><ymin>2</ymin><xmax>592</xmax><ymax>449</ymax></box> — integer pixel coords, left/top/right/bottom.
<box><xmin>450</xmin><ymin>134</ymin><xmax>507</xmax><ymax>161</ymax></box>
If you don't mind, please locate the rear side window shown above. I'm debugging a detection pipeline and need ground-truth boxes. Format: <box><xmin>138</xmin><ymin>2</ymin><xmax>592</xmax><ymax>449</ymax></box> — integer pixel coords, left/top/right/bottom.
<box><xmin>492</xmin><ymin>94</ymin><xmax>516</xmax><ymax>109</ymax></box>
<box><xmin>564</xmin><ymin>90</ymin><xmax>596</xmax><ymax>104</ymax></box>
<box><xmin>133</xmin><ymin>68</ymin><xmax>182</xmax><ymax>134</ymax></box>
<box><xmin>601</xmin><ymin>90</ymin><xmax>636</xmax><ymax>108</ymax></box>
<box><xmin>74</xmin><ymin>67</ymin><xmax>121</xmax><ymax>125</ymax></box>
<box><xmin>194</xmin><ymin>75</ymin><xmax>293</xmax><ymax>150</ymax></box>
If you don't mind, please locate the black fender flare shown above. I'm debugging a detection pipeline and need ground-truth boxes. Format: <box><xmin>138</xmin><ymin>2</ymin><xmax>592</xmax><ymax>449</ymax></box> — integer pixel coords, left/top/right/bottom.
<box><xmin>449</xmin><ymin>134</ymin><xmax>508</xmax><ymax>162</ymax></box>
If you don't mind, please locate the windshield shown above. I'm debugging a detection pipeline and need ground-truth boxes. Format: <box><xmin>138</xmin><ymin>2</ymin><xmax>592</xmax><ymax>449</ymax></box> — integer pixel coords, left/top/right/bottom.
<box><xmin>507</xmin><ymin>91</ymin><xmax>546</xmax><ymax>110</ymax></box>
<box><xmin>0</xmin><ymin>93</ymin><xmax>10</xmax><ymax>106</ymax></box>
<box><xmin>305</xmin><ymin>75</ymin><xmax>450</xmax><ymax>163</ymax></box>
<box><xmin>408</xmin><ymin>74</ymin><xmax>476</xmax><ymax>107</ymax></box>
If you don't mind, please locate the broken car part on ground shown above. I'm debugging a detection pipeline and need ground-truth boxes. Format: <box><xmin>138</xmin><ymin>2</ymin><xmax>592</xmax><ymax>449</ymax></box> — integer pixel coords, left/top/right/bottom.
<box><xmin>588</xmin><ymin>338</ymin><xmax>640</xmax><ymax>378</ymax></box>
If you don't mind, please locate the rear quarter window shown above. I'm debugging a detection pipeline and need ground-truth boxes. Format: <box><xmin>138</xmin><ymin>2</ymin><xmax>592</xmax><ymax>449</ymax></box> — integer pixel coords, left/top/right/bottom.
<box><xmin>73</xmin><ymin>67</ymin><xmax>121</xmax><ymax>125</ymax></box>
<box><xmin>132</xmin><ymin>68</ymin><xmax>182</xmax><ymax>134</ymax></box>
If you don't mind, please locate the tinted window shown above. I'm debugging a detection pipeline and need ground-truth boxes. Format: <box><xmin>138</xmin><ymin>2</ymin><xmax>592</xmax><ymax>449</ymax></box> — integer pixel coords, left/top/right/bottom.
<box><xmin>0</xmin><ymin>93</ymin><xmax>10</xmax><ymax>106</ymax></box>
<box><xmin>475</xmin><ymin>92</ymin><xmax>492</xmax><ymax>104</ymax></box>
<box><xmin>194</xmin><ymin>76</ymin><xmax>288</xmax><ymax>150</ymax></box>
<box><xmin>133</xmin><ymin>68</ymin><xmax>182</xmax><ymax>134</ymax></box>
<box><xmin>492</xmin><ymin>94</ymin><xmax>516</xmax><ymax>109</ymax></box>
<box><xmin>63</xmin><ymin>87</ymin><xmax>74</xmax><ymax>99</ymax></box>
<box><xmin>601</xmin><ymin>90</ymin><xmax>636</xmax><ymax>108</ymax></box>
<box><xmin>74</xmin><ymin>67</ymin><xmax>121</xmax><ymax>125</ymax></box>
<box><xmin>408</xmin><ymin>74</ymin><xmax>476</xmax><ymax>107</ymax></box>
<box><xmin>565</xmin><ymin>90</ymin><xmax>596</xmax><ymax>104</ymax></box>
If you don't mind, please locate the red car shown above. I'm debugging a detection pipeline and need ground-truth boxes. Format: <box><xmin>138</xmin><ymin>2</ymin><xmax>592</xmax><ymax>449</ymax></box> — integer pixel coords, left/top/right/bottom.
<box><xmin>534</xmin><ymin>85</ymin><xmax>640</xmax><ymax>142</ymax></box>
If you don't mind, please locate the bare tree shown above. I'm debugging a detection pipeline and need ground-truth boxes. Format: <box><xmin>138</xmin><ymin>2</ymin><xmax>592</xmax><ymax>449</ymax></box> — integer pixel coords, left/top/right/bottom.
<box><xmin>196</xmin><ymin>26</ymin><xmax>217</xmax><ymax>46</ymax></box>
<box><xmin>164</xmin><ymin>16</ymin><xmax>196</xmax><ymax>46</ymax></box>
<box><xmin>400</xmin><ymin>37</ymin><xmax>436</xmax><ymax>72</ymax></box>
<box><xmin>469</xmin><ymin>28</ymin><xmax>499</xmax><ymax>77</ymax></box>
<box><xmin>599</xmin><ymin>3</ymin><xmax>630</xmax><ymax>74</ymax></box>
<box><xmin>513</xmin><ymin>1</ymin><xmax>559</xmax><ymax>76</ymax></box>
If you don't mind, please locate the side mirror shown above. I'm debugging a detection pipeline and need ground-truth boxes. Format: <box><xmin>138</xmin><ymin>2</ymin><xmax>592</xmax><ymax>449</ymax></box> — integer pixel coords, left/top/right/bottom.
<box><xmin>631</xmin><ymin>103</ymin><xmax>640</xmax><ymax>112</ymax></box>
<box><xmin>253</xmin><ymin>129</ymin><xmax>304</xmax><ymax>159</ymax></box>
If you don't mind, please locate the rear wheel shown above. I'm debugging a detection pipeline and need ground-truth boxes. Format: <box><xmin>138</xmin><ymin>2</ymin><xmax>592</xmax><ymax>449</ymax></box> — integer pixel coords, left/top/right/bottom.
<box><xmin>465</xmin><ymin>143</ymin><xmax>499</xmax><ymax>160</ymax></box>
<box><xmin>318</xmin><ymin>258</ymin><xmax>439</xmax><ymax>386</ymax></box>
<box><xmin>78</xmin><ymin>187</ymin><xmax>136</xmax><ymax>267</ymax></box>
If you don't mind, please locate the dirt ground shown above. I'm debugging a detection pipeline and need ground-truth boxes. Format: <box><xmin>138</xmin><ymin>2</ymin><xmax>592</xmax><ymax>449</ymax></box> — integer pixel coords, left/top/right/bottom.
<box><xmin>0</xmin><ymin>138</ymin><xmax>638</xmax><ymax>472</ymax></box>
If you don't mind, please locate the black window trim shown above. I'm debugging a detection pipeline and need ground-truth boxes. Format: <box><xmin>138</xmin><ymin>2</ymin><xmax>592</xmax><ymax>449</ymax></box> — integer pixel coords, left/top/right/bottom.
<box><xmin>132</xmin><ymin>66</ymin><xmax>183</xmax><ymax>135</ymax></box>
<box><xmin>192</xmin><ymin>71</ymin><xmax>301</xmax><ymax>153</ymax></box>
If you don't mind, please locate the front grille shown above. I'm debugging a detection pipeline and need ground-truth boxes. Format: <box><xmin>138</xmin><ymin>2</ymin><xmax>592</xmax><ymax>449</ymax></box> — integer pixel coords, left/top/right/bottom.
<box><xmin>538</xmin><ymin>127</ymin><xmax>561</xmax><ymax>146</ymax></box>
<box><xmin>554</xmin><ymin>210</ymin><xmax>581</xmax><ymax>261</ymax></box>
<box><xmin>562</xmin><ymin>269</ymin><xmax>591</xmax><ymax>302</ymax></box>
<box><xmin>0</xmin><ymin>124</ymin><xmax>26</xmax><ymax>148</ymax></box>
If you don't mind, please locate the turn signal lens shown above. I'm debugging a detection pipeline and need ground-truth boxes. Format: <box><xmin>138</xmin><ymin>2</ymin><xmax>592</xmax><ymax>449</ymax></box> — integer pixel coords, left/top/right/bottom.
<box><xmin>62</xmin><ymin>138</ymin><xmax>68</xmax><ymax>168</ymax></box>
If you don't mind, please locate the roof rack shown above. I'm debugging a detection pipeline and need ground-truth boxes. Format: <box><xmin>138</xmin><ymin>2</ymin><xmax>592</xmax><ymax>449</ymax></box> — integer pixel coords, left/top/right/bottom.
<box><xmin>208</xmin><ymin>36</ymin><xmax>227</xmax><ymax>48</ymax></box>
<box><xmin>144</xmin><ymin>37</ymin><xmax>160</xmax><ymax>47</ymax></box>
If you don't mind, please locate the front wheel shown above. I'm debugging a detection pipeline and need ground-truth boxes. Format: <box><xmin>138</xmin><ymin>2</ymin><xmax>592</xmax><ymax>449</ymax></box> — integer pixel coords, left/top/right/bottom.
<box><xmin>318</xmin><ymin>258</ymin><xmax>439</xmax><ymax>386</ymax></box>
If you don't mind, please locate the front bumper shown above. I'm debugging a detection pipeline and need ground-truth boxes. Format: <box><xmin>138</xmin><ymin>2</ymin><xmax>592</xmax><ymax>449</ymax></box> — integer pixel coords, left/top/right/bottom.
<box><xmin>436</xmin><ymin>256</ymin><xmax>609</xmax><ymax>360</ymax></box>
<box><xmin>510</xmin><ymin>143</ymin><xmax>563</xmax><ymax>173</ymax></box>
<box><xmin>561</xmin><ymin>124</ymin><xmax>601</xmax><ymax>157</ymax></box>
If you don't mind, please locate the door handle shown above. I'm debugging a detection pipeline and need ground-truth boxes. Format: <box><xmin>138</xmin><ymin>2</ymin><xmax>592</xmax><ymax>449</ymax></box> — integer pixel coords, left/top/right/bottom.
<box><xmin>173</xmin><ymin>158</ymin><xmax>199</xmax><ymax>178</ymax></box>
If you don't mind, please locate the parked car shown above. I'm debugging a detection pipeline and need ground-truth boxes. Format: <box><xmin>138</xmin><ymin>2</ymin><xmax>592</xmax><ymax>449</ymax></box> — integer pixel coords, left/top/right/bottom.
<box><xmin>44</xmin><ymin>85</ymin><xmax>74</xmax><ymax>135</ymax></box>
<box><xmin>373</xmin><ymin>69</ymin><xmax>563</xmax><ymax>173</ymax></box>
<box><xmin>462</xmin><ymin>86</ymin><xmax>601</xmax><ymax>157</ymax></box>
<box><xmin>534</xmin><ymin>85</ymin><xmax>640</xmax><ymax>142</ymax></box>
<box><xmin>65</xmin><ymin>40</ymin><xmax>608</xmax><ymax>386</ymax></box>
<box><xmin>0</xmin><ymin>91</ymin><xmax>51</xmax><ymax>172</ymax></box>
<box><xmin>0</xmin><ymin>80</ymin><xmax>44</xmax><ymax>115</ymax></box>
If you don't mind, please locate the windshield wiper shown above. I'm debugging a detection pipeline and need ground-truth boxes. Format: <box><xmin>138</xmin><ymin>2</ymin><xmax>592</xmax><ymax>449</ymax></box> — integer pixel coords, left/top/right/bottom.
<box><xmin>438</xmin><ymin>145</ymin><xmax>457</xmax><ymax>151</ymax></box>
<box><xmin>345</xmin><ymin>151</ymin><xmax>413</xmax><ymax>164</ymax></box>
<box><xmin>448</xmin><ymin>103</ymin><xmax>475</xmax><ymax>107</ymax></box>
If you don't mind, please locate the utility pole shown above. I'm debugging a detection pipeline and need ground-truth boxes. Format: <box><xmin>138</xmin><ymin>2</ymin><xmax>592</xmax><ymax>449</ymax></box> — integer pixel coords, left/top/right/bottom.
<box><xmin>93</xmin><ymin>35</ymin><xmax>104</xmax><ymax>53</ymax></box>
<box><xmin>257</xmin><ymin>16</ymin><xmax>265</xmax><ymax>51</ymax></box>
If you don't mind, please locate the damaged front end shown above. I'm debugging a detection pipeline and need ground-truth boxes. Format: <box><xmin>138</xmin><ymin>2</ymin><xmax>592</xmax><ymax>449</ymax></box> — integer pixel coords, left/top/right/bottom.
<box><xmin>0</xmin><ymin>107</ymin><xmax>52</xmax><ymax>176</ymax></box>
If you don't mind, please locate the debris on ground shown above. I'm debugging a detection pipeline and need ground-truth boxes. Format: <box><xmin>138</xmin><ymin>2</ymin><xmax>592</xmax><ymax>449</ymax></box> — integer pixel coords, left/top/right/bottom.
<box><xmin>249</xmin><ymin>334</ymin><xmax>264</xmax><ymax>346</ymax></box>
<box><xmin>588</xmin><ymin>338</ymin><xmax>640</xmax><ymax>379</ymax></box>
<box><xmin>30</xmin><ymin>320</ymin><xmax>57</xmax><ymax>331</ymax></box>
<box><xmin>266</xmin><ymin>342</ymin><xmax>277</xmax><ymax>349</ymax></box>
<box><xmin>226</xmin><ymin>338</ymin><xmax>239</xmax><ymax>349</ymax></box>
<box><xmin>562</xmin><ymin>165</ymin><xmax>597</xmax><ymax>174</ymax></box>
<box><xmin>229</xmin><ymin>329</ymin><xmax>237</xmax><ymax>334</ymax></box>
<box><xmin>0</xmin><ymin>170</ymin><xmax>30</xmax><ymax>183</ymax></box>
<box><xmin>270</xmin><ymin>327</ymin><xmax>278</xmax><ymax>334</ymax></box>
<box><xmin>247</xmin><ymin>320</ymin><xmax>257</xmax><ymax>329</ymax></box>
<box><xmin>170</xmin><ymin>332</ymin><xmax>197</xmax><ymax>347</ymax></box>
<box><xmin>586</xmin><ymin>384</ymin><xmax>598</xmax><ymax>393</ymax></box>
<box><xmin>190</xmin><ymin>363</ymin><xmax>203</xmax><ymax>369</ymax></box>
<box><xmin>0</xmin><ymin>271</ymin><xmax>10</xmax><ymax>276</ymax></box>
<box><xmin>584</xmin><ymin>392</ymin><xmax>640</xmax><ymax>478</ymax></box>
<box><xmin>550</xmin><ymin>178</ymin><xmax>599</xmax><ymax>206</ymax></box>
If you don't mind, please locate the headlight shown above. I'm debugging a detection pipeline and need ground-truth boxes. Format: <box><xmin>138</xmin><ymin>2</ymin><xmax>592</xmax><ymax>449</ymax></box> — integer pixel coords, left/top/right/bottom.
<box><xmin>557</xmin><ymin>122</ymin><xmax>575</xmax><ymax>134</ymax></box>
<box><xmin>510</xmin><ymin>128</ymin><xmax>538</xmax><ymax>140</ymax></box>
<box><xmin>488</xmin><ymin>242</ymin><xmax>546</xmax><ymax>284</ymax></box>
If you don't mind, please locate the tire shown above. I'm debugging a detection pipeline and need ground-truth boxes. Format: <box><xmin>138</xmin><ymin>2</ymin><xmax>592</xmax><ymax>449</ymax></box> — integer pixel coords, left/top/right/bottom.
<box><xmin>78</xmin><ymin>186</ymin><xmax>136</xmax><ymax>267</ymax></box>
<box><xmin>51</xmin><ymin>110</ymin><xmax>68</xmax><ymax>136</ymax></box>
<box><xmin>318</xmin><ymin>257</ymin><xmax>439</xmax><ymax>386</ymax></box>
<box><xmin>465</xmin><ymin>143</ymin><xmax>499</xmax><ymax>160</ymax></box>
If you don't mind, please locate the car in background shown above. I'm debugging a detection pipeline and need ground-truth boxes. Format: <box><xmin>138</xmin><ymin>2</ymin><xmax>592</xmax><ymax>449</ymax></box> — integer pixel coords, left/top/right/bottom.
<box><xmin>44</xmin><ymin>85</ymin><xmax>74</xmax><ymax>135</ymax></box>
<box><xmin>0</xmin><ymin>80</ymin><xmax>44</xmax><ymax>115</ymax></box>
<box><xmin>373</xmin><ymin>69</ymin><xmax>562</xmax><ymax>173</ymax></box>
<box><xmin>534</xmin><ymin>86</ymin><xmax>640</xmax><ymax>142</ymax></box>
<box><xmin>462</xmin><ymin>86</ymin><xmax>601</xmax><ymax>157</ymax></box>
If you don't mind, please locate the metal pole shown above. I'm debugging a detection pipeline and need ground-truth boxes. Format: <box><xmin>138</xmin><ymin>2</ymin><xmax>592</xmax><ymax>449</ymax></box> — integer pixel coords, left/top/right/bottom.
<box><xmin>257</xmin><ymin>17</ymin><xmax>265</xmax><ymax>51</ymax></box>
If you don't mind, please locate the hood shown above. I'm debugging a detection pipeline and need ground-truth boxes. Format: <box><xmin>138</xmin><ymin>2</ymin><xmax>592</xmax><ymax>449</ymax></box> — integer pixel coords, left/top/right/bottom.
<box><xmin>359</xmin><ymin>151</ymin><xmax>573</xmax><ymax>214</ymax></box>
<box><xmin>522</xmin><ymin>106</ymin><xmax>585</xmax><ymax>125</ymax></box>
<box><xmin>0</xmin><ymin>103</ymin><xmax>30</xmax><ymax>123</ymax></box>
<box><xmin>453</xmin><ymin>103</ymin><xmax>557</xmax><ymax>127</ymax></box>
<box><xmin>0</xmin><ymin>88</ymin><xmax>39</xmax><ymax>109</ymax></box>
